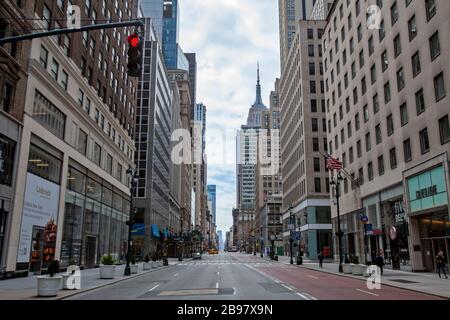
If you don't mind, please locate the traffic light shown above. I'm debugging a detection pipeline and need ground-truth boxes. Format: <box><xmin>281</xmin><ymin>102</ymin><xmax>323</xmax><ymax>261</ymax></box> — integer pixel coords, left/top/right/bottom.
<box><xmin>127</xmin><ymin>33</ymin><xmax>143</xmax><ymax>77</ymax></box>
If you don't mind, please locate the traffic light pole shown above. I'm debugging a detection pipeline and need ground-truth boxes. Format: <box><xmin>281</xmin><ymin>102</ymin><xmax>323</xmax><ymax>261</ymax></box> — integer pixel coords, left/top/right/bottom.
<box><xmin>0</xmin><ymin>20</ymin><xmax>144</xmax><ymax>45</ymax></box>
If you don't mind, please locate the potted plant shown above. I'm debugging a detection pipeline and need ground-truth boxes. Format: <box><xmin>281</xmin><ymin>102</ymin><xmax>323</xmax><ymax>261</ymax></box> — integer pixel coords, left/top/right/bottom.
<box><xmin>99</xmin><ymin>254</ymin><xmax>116</xmax><ymax>279</ymax></box>
<box><xmin>130</xmin><ymin>257</ymin><xmax>138</xmax><ymax>274</ymax></box>
<box><xmin>157</xmin><ymin>253</ymin><xmax>163</xmax><ymax>267</ymax></box>
<box><xmin>143</xmin><ymin>254</ymin><xmax>151</xmax><ymax>270</ymax></box>
<box><xmin>151</xmin><ymin>252</ymin><xmax>158</xmax><ymax>268</ymax></box>
<box><xmin>37</xmin><ymin>260</ymin><xmax>62</xmax><ymax>297</ymax></box>
<box><xmin>342</xmin><ymin>254</ymin><xmax>352</xmax><ymax>274</ymax></box>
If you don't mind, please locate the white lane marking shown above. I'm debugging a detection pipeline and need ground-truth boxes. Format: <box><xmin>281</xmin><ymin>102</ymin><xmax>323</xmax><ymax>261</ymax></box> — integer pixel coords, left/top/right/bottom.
<box><xmin>174</xmin><ymin>273</ymin><xmax>179</xmax><ymax>277</ymax></box>
<box><xmin>296</xmin><ymin>292</ymin><xmax>310</xmax><ymax>299</ymax></box>
<box><xmin>356</xmin><ymin>289</ymin><xmax>380</xmax><ymax>297</ymax></box>
<box><xmin>148</xmin><ymin>284</ymin><xmax>159</xmax><ymax>292</ymax></box>
<box><xmin>308</xmin><ymin>275</ymin><xmax>319</xmax><ymax>279</ymax></box>
<box><xmin>281</xmin><ymin>284</ymin><xmax>294</xmax><ymax>291</ymax></box>
<box><xmin>215</xmin><ymin>282</ymin><xmax>219</xmax><ymax>288</ymax></box>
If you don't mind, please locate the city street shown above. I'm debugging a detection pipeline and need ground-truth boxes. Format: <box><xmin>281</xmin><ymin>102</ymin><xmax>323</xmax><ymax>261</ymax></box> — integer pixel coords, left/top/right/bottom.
<box><xmin>64</xmin><ymin>253</ymin><xmax>444</xmax><ymax>300</ymax></box>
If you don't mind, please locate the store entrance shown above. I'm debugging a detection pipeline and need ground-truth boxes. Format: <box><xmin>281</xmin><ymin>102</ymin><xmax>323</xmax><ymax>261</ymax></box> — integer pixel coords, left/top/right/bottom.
<box><xmin>421</xmin><ymin>237</ymin><xmax>450</xmax><ymax>272</ymax></box>
<box><xmin>85</xmin><ymin>236</ymin><xmax>97</xmax><ymax>267</ymax></box>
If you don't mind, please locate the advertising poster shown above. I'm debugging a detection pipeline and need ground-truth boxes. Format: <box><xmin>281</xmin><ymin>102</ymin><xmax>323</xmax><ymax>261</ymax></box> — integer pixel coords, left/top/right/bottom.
<box><xmin>17</xmin><ymin>173</ymin><xmax>61</xmax><ymax>264</ymax></box>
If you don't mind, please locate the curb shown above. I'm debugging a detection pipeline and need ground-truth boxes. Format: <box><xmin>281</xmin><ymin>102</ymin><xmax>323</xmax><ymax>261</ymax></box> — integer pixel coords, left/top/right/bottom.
<box><xmin>296</xmin><ymin>263</ymin><xmax>450</xmax><ymax>300</ymax></box>
<box><xmin>34</xmin><ymin>263</ymin><xmax>178</xmax><ymax>300</ymax></box>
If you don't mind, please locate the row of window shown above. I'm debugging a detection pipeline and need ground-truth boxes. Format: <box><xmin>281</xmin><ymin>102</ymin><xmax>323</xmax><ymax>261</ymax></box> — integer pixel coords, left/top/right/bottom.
<box><xmin>338</xmin><ymin>116</ymin><xmax>450</xmax><ymax>191</ymax></box>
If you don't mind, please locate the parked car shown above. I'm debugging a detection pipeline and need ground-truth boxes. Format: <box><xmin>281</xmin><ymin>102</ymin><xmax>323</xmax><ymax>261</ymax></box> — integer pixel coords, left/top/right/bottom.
<box><xmin>228</xmin><ymin>246</ymin><xmax>237</xmax><ymax>252</ymax></box>
<box><xmin>208</xmin><ymin>248</ymin><xmax>219</xmax><ymax>254</ymax></box>
<box><xmin>193</xmin><ymin>252</ymin><xmax>202</xmax><ymax>260</ymax></box>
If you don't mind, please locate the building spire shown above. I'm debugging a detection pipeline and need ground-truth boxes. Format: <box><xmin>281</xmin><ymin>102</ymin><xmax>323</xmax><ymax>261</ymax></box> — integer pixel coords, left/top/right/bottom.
<box><xmin>253</xmin><ymin>62</ymin><xmax>263</xmax><ymax>107</ymax></box>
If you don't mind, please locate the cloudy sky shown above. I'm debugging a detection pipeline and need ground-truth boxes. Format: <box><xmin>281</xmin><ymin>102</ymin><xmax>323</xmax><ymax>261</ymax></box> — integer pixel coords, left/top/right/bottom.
<box><xmin>179</xmin><ymin>0</ymin><xmax>280</xmax><ymax>236</ymax></box>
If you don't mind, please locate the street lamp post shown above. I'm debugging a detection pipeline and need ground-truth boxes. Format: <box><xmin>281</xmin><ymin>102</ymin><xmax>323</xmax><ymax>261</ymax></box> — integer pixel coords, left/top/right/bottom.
<box><xmin>330</xmin><ymin>171</ymin><xmax>344</xmax><ymax>273</ymax></box>
<box><xmin>296</xmin><ymin>217</ymin><xmax>302</xmax><ymax>265</ymax></box>
<box><xmin>124</xmin><ymin>166</ymin><xmax>138</xmax><ymax>276</ymax></box>
<box><xmin>260</xmin><ymin>225</ymin><xmax>263</xmax><ymax>258</ymax></box>
<box><xmin>289</xmin><ymin>205</ymin><xmax>294</xmax><ymax>265</ymax></box>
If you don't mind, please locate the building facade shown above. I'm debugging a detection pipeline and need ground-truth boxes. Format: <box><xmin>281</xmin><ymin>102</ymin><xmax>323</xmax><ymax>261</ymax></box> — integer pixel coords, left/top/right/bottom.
<box><xmin>279</xmin><ymin>0</ymin><xmax>316</xmax><ymax>68</ymax></box>
<box><xmin>133</xmin><ymin>18</ymin><xmax>174</xmax><ymax>257</ymax></box>
<box><xmin>3</xmin><ymin>0</ymin><xmax>139</xmax><ymax>276</ymax></box>
<box><xmin>280</xmin><ymin>19</ymin><xmax>332</xmax><ymax>260</ymax></box>
<box><xmin>0</xmin><ymin>0</ymin><xmax>33</xmax><ymax>276</ymax></box>
<box><xmin>323</xmin><ymin>0</ymin><xmax>450</xmax><ymax>271</ymax></box>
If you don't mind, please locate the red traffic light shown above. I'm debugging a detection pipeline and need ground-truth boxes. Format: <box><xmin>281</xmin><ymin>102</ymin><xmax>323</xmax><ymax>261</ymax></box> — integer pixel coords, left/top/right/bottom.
<box><xmin>128</xmin><ymin>33</ymin><xmax>140</xmax><ymax>48</ymax></box>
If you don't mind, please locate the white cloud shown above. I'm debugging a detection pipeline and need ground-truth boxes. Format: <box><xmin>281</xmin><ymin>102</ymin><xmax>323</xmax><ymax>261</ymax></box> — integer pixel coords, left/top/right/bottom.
<box><xmin>179</xmin><ymin>0</ymin><xmax>280</xmax><ymax>234</ymax></box>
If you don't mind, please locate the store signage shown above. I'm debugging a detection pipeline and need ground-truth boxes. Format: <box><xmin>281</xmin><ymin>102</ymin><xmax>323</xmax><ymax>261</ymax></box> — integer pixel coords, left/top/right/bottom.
<box><xmin>17</xmin><ymin>173</ymin><xmax>60</xmax><ymax>263</ymax></box>
<box><xmin>360</xmin><ymin>215</ymin><xmax>369</xmax><ymax>224</ymax></box>
<box><xmin>392</xmin><ymin>200</ymin><xmax>406</xmax><ymax>223</ymax></box>
<box><xmin>415</xmin><ymin>185</ymin><xmax>437</xmax><ymax>200</ymax></box>
<box><xmin>389</xmin><ymin>226</ymin><xmax>397</xmax><ymax>240</ymax></box>
<box><xmin>364</xmin><ymin>224</ymin><xmax>373</xmax><ymax>235</ymax></box>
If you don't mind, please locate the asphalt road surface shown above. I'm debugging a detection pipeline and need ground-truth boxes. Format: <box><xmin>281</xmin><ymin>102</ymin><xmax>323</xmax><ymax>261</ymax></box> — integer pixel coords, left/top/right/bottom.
<box><xmin>65</xmin><ymin>252</ymin><xmax>443</xmax><ymax>300</ymax></box>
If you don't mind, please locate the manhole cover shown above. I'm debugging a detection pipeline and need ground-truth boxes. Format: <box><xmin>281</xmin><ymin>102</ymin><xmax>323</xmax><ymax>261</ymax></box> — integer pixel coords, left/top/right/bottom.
<box><xmin>389</xmin><ymin>279</ymin><xmax>419</xmax><ymax>284</ymax></box>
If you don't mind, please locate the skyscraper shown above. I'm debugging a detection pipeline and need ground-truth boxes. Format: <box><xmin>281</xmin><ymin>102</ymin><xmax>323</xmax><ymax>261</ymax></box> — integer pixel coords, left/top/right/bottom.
<box><xmin>279</xmin><ymin>0</ymin><xmax>316</xmax><ymax>68</ymax></box>
<box><xmin>162</xmin><ymin>0</ymin><xmax>189</xmax><ymax>71</ymax></box>
<box><xmin>207</xmin><ymin>185</ymin><xmax>217</xmax><ymax>225</ymax></box>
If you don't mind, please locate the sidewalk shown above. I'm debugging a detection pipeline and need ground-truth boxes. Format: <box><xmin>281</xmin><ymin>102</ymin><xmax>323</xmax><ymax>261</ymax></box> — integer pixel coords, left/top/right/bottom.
<box><xmin>0</xmin><ymin>258</ymin><xmax>183</xmax><ymax>300</ymax></box>
<box><xmin>266</xmin><ymin>255</ymin><xmax>450</xmax><ymax>299</ymax></box>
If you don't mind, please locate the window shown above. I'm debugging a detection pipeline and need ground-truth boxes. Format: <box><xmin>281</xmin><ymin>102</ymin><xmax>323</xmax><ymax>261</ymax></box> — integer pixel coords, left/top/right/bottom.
<box><xmin>358</xmin><ymin>168</ymin><xmax>364</xmax><ymax>186</ymax></box>
<box><xmin>394</xmin><ymin>34</ymin><xmax>402</xmax><ymax>57</ymax></box>
<box><xmin>425</xmin><ymin>0</ymin><xmax>436</xmax><ymax>21</ymax></box>
<box><xmin>400</xmin><ymin>103</ymin><xmax>408</xmax><ymax>126</ymax></box>
<box><xmin>368</xmin><ymin>162</ymin><xmax>374</xmax><ymax>181</ymax></box>
<box><xmin>373</xmin><ymin>94</ymin><xmax>379</xmax><ymax>114</ymax></box>
<box><xmin>314</xmin><ymin>178</ymin><xmax>321</xmax><ymax>193</ymax></box>
<box><xmin>390</xmin><ymin>2</ymin><xmax>398</xmax><ymax>25</ymax></box>
<box><xmin>308</xmin><ymin>45</ymin><xmax>315</xmax><ymax>57</ymax></box>
<box><xmin>429</xmin><ymin>32</ymin><xmax>440</xmax><ymax>61</ymax></box>
<box><xmin>357</xmin><ymin>140</ymin><xmax>362</xmax><ymax>158</ymax></box>
<box><xmin>307</xmin><ymin>29</ymin><xmax>314</xmax><ymax>39</ymax></box>
<box><xmin>106</xmin><ymin>154</ymin><xmax>113</xmax><ymax>174</ymax></box>
<box><xmin>42</xmin><ymin>5</ymin><xmax>51</xmax><ymax>30</ymax></box>
<box><xmin>93</xmin><ymin>143</ymin><xmax>102</xmax><ymax>166</ymax></box>
<box><xmin>50</xmin><ymin>59</ymin><xmax>59</xmax><ymax>80</ymax></box>
<box><xmin>347</xmin><ymin>122</ymin><xmax>352</xmax><ymax>138</ymax></box>
<box><xmin>312</xmin><ymin>118</ymin><xmax>318</xmax><ymax>132</ymax></box>
<box><xmin>32</xmin><ymin>90</ymin><xmax>66</xmax><ymax>139</ymax></box>
<box><xmin>309</xmin><ymin>63</ymin><xmax>316</xmax><ymax>75</ymax></box>
<box><xmin>311</xmin><ymin>100</ymin><xmax>317</xmax><ymax>112</ymax></box>
<box><xmin>310</xmin><ymin>81</ymin><xmax>316</xmax><ymax>94</ymax></box>
<box><xmin>387</xmin><ymin>114</ymin><xmax>394</xmax><ymax>136</ymax></box>
<box><xmin>39</xmin><ymin>46</ymin><xmax>48</xmax><ymax>69</ymax></box>
<box><xmin>365</xmin><ymin>133</ymin><xmax>371</xmax><ymax>152</ymax></box>
<box><xmin>378</xmin><ymin>155</ymin><xmax>385</xmax><ymax>176</ymax></box>
<box><xmin>1</xmin><ymin>83</ymin><xmax>13</xmax><ymax>113</ymax></box>
<box><xmin>313</xmin><ymin>138</ymin><xmax>319</xmax><ymax>151</ymax></box>
<box><xmin>370</xmin><ymin>64</ymin><xmax>376</xmax><ymax>84</ymax></box>
<box><xmin>408</xmin><ymin>16</ymin><xmax>417</xmax><ymax>41</ymax></box>
<box><xmin>384</xmin><ymin>82</ymin><xmax>391</xmax><ymax>103</ymax></box>
<box><xmin>415</xmin><ymin>89</ymin><xmax>425</xmax><ymax>114</ymax></box>
<box><xmin>389</xmin><ymin>148</ymin><xmax>397</xmax><ymax>169</ymax></box>
<box><xmin>403</xmin><ymin>139</ymin><xmax>412</xmax><ymax>162</ymax></box>
<box><xmin>355</xmin><ymin>113</ymin><xmax>360</xmax><ymax>131</ymax></box>
<box><xmin>439</xmin><ymin>116</ymin><xmax>450</xmax><ymax>144</ymax></box>
<box><xmin>0</xmin><ymin>134</ymin><xmax>15</xmax><ymax>186</ymax></box>
<box><xmin>78</xmin><ymin>89</ymin><xmax>84</xmax><ymax>107</ymax></box>
<box><xmin>381</xmin><ymin>51</ymin><xmax>388</xmax><ymax>72</ymax></box>
<box><xmin>375</xmin><ymin>124</ymin><xmax>382</xmax><ymax>144</ymax></box>
<box><xmin>434</xmin><ymin>72</ymin><xmax>446</xmax><ymax>101</ymax></box>
<box><xmin>411</xmin><ymin>51</ymin><xmax>421</xmax><ymax>77</ymax></box>
<box><xmin>419</xmin><ymin>128</ymin><xmax>430</xmax><ymax>154</ymax></box>
<box><xmin>314</xmin><ymin>158</ymin><xmax>320</xmax><ymax>172</ymax></box>
<box><xmin>363</xmin><ymin>105</ymin><xmax>369</xmax><ymax>123</ymax></box>
<box><xmin>117</xmin><ymin>163</ymin><xmax>122</xmax><ymax>182</ymax></box>
<box><xmin>60</xmin><ymin>70</ymin><xmax>68</xmax><ymax>90</ymax></box>
<box><xmin>349</xmin><ymin>147</ymin><xmax>354</xmax><ymax>163</ymax></box>
<box><xmin>379</xmin><ymin>20</ymin><xmax>385</xmax><ymax>41</ymax></box>
<box><xmin>397</xmin><ymin>68</ymin><xmax>405</xmax><ymax>91</ymax></box>
<box><xmin>77</xmin><ymin>129</ymin><xmax>88</xmax><ymax>155</ymax></box>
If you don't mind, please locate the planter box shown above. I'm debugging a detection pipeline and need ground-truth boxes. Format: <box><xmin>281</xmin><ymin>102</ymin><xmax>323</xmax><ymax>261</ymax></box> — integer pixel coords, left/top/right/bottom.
<box><xmin>130</xmin><ymin>264</ymin><xmax>138</xmax><ymax>274</ymax></box>
<box><xmin>158</xmin><ymin>261</ymin><xmax>163</xmax><ymax>267</ymax></box>
<box><xmin>342</xmin><ymin>263</ymin><xmax>353</xmax><ymax>274</ymax></box>
<box><xmin>37</xmin><ymin>276</ymin><xmax>62</xmax><ymax>297</ymax></box>
<box><xmin>363</xmin><ymin>266</ymin><xmax>371</xmax><ymax>277</ymax></box>
<box><xmin>351</xmin><ymin>264</ymin><xmax>365</xmax><ymax>276</ymax></box>
<box><xmin>151</xmin><ymin>261</ymin><xmax>158</xmax><ymax>268</ymax></box>
<box><xmin>99</xmin><ymin>265</ymin><xmax>116</xmax><ymax>279</ymax></box>
<box><xmin>143</xmin><ymin>262</ymin><xmax>151</xmax><ymax>270</ymax></box>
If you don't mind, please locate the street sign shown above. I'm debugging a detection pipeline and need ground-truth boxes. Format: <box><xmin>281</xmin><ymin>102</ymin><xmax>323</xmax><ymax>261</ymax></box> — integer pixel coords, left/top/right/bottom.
<box><xmin>360</xmin><ymin>215</ymin><xmax>369</xmax><ymax>224</ymax></box>
<box><xmin>364</xmin><ymin>223</ymin><xmax>373</xmax><ymax>235</ymax></box>
<box><xmin>291</xmin><ymin>231</ymin><xmax>301</xmax><ymax>241</ymax></box>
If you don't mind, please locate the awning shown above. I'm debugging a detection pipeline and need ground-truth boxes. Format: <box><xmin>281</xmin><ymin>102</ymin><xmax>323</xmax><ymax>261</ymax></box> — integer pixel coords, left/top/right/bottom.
<box><xmin>151</xmin><ymin>224</ymin><xmax>160</xmax><ymax>238</ymax></box>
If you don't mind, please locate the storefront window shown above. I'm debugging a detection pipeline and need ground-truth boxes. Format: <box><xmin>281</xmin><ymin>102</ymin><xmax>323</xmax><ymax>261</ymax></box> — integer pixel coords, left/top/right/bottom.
<box><xmin>86</xmin><ymin>177</ymin><xmax>102</xmax><ymax>202</ymax></box>
<box><xmin>0</xmin><ymin>134</ymin><xmax>15</xmax><ymax>186</ymax></box>
<box><xmin>27</xmin><ymin>144</ymin><xmax>62</xmax><ymax>184</ymax></box>
<box><xmin>61</xmin><ymin>191</ymin><xmax>85</xmax><ymax>267</ymax></box>
<box><xmin>67</xmin><ymin>166</ymin><xmax>86</xmax><ymax>194</ymax></box>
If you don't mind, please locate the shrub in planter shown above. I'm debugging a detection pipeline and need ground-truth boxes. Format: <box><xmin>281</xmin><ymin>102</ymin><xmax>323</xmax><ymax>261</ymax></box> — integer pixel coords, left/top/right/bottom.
<box><xmin>130</xmin><ymin>259</ymin><xmax>138</xmax><ymax>274</ymax></box>
<box><xmin>143</xmin><ymin>254</ymin><xmax>151</xmax><ymax>270</ymax></box>
<box><xmin>37</xmin><ymin>260</ymin><xmax>62</xmax><ymax>297</ymax></box>
<box><xmin>99</xmin><ymin>254</ymin><xmax>116</xmax><ymax>279</ymax></box>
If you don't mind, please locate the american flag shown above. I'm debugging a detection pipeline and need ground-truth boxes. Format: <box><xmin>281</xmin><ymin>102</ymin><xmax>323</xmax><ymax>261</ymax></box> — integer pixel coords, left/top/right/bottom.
<box><xmin>325</xmin><ymin>154</ymin><xmax>343</xmax><ymax>171</ymax></box>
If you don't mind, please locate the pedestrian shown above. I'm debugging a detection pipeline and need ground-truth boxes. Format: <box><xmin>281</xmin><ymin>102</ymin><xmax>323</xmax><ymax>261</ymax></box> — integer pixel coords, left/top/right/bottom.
<box><xmin>436</xmin><ymin>250</ymin><xmax>448</xmax><ymax>279</ymax></box>
<box><xmin>375</xmin><ymin>251</ymin><xmax>385</xmax><ymax>276</ymax></box>
<box><xmin>318</xmin><ymin>251</ymin><xmax>323</xmax><ymax>268</ymax></box>
<box><xmin>371</xmin><ymin>250</ymin><xmax>376</xmax><ymax>265</ymax></box>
